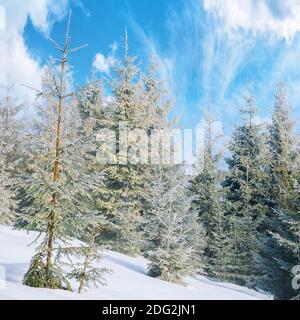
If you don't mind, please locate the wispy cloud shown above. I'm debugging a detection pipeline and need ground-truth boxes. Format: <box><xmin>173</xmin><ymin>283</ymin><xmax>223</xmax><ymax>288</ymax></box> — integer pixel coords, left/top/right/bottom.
<box><xmin>204</xmin><ymin>0</ymin><xmax>300</xmax><ymax>42</ymax></box>
<box><xmin>129</xmin><ymin>0</ymin><xmax>252</xmax><ymax>126</ymax></box>
<box><xmin>129</xmin><ymin>0</ymin><xmax>300</xmax><ymax>131</ymax></box>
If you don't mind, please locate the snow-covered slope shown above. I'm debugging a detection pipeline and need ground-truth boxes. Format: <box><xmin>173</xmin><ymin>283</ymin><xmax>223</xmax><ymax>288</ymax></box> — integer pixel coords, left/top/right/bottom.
<box><xmin>0</xmin><ymin>225</ymin><xmax>271</xmax><ymax>300</ymax></box>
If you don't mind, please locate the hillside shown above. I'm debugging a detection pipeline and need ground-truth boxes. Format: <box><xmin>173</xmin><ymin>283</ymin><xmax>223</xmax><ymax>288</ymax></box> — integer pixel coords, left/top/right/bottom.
<box><xmin>0</xmin><ymin>225</ymin><xmax>271</xmax><ymax>300</ymax></box>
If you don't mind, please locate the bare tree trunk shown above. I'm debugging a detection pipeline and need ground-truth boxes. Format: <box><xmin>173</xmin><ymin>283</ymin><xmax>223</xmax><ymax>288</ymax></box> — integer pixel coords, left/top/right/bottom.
<box><xmin>46</xmin><ymin>58</ymin><xmax>66</xmax><ymax>275</ymax></box>
<box><xmin>45</xmin><ymin>12</ymin><xmax>71</xmax><ymax>277</ymax></box>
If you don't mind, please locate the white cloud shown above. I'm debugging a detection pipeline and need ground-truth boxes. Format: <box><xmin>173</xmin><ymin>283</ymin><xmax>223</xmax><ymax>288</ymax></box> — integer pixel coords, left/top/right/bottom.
<box><xmin>93</xmin><ymin>53</ymin><xmax>116</xmax><ymax>74</ymax></box>
<box><xmin>203</xmin><ymin>0</ymin><xmax>300</xmax><ymax>41</ymax></box>
<box><xmin>0</xmin><ymin>0</ymin><xmax>69</xmax><ymax>102</ymax></box>
<box><xmin>93</xmin><ymin>43</ymin><xmax>118</xmax><ymax>74</ymax></box>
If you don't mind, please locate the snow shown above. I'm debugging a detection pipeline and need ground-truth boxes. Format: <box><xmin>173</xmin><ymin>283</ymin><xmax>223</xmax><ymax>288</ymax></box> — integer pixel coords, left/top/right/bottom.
<box><xmin>0</xmin><ymin>225</ymin><xmax>272</xmax><ymax>300</ymax></box>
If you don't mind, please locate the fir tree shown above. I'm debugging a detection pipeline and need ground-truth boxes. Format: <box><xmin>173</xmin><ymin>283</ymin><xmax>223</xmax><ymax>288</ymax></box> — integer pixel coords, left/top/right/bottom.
<box><xmin>76</xmin><ymin>78</ymin><xmax>112</xmax><ymax>233</ymax></box>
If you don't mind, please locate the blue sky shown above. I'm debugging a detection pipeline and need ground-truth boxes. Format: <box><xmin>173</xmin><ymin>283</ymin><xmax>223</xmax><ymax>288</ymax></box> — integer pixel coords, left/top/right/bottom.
<box><xmin>1</xmin><ymin>0</ymin><xmax>300</xmax><ymax>134</ymax></box>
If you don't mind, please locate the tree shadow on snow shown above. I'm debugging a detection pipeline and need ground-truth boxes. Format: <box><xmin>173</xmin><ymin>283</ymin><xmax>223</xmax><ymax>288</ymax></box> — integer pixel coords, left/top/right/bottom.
<box><xmin>1</xmin><ymin>263</ymin><xmax>28</xmax><ymax>283</ymax></box>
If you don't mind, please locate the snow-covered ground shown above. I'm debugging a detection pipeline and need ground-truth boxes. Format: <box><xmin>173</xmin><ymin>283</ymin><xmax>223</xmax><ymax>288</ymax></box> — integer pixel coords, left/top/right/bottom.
<box><xmin>0</xmin><ymin>225</ymin><xmax>271</xmax><ymax>300</ymax></box>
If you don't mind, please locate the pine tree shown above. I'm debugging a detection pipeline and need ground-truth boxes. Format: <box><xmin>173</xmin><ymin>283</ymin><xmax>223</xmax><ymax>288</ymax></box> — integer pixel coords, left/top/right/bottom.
<box><xmin>143</xmin><ymin>165</ymin><xmax>193</xmax><ymax>284</ymax></box>
<box><xmin>222</xmin><ymin>85</ymin><xmax>269</xmax><ymax>287</ymax></box>
<box><xmin>189</xmin><ymin>106</ymin><xmax>227</xmax><ymax>279</ymax></box>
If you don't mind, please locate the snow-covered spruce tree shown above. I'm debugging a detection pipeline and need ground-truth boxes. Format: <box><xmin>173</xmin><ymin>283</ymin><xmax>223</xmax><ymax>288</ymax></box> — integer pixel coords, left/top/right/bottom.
<box><xmin>107</xmin><ymin>33</ymin><xmax>155</xmax><ymax>255</ymax></box>
<box><xmin>138</xmin><ymin>59</ymin><xmax>177</xmax><ymax>256</ymax></box>
<box><xmin>143</xmin><ymin>165</ymin><xmax>194</xmax><ymax>284</ymax></box>
<box><xmin>184</xmin><ymin>206</ymin><xmax>206</xmax><ymax>276</ymax></box>
<box><xmin>261</xmin><ymin>83</ymin><xmax>299</xmax><ymax>299</ymax></box>
<box><xmin>0</xmin><ymin>89</ymin><xmax>24</xmax><ymax>169</ymax></box>
<box><xmin>15</xmin><ymin>65</ymin><xmax>80</xmax><ymax>229</ymax></box>
<box><xmin>270</xmin><ymin>188</ymin><xmax>300</xmax><ymax>300</ymax></box>
<box><xmin>76</xmin><ymin>79</ymin><xmax>121</xmax><ymax>247</ymax></box>
<box><xmin>76</xmin><ymin>44</ymin><xmax>176</xmax><ymax>256</ymax></box>
<box><xmin>139</xmin><ymin>58</ymin><xmax>175</xmax><ymax>131</ymax></box>
<box><xmin>189</xmin><ymin>107</ymin><xmax>227</xmax><ymax>279</ymax></box>
<box><xmin>20</xmin><ymin>13</ymin><xmax>107</xmax><ymax>290</ymax></box>
<box><xmin>65</xmin><ymin>222</ymin><xmax>111</xmax><ymax>294</ymax></box>
<box><xmin>222</xmin><ymin>85</ymin><xmax>269</xmax><ymax>288</ymax></box>
<box><xmin>86</xmin><ymin>33</ymin><xmax>146</xmax><ymax>256</ymax></box>
<box><xmin>0</xmin><ymin>90</ymin><xmax>23</xmax><ymax>225</ymax></box>
<box><xmin>268</xmin><ymin>83</ymin><xmax>296</xmax><ymax>209</ymax></box>
<box><xmin>0</xmin><ymin>151</ymin><xmax>15</xmax><ymax>224</ymax></box>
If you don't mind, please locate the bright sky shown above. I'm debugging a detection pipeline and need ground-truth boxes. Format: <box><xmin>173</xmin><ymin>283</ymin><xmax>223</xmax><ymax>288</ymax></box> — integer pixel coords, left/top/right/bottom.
<box><xmin>1</xmin><ymin>0</ymin><xmax>300</xmax><ymax>133</ymax></box>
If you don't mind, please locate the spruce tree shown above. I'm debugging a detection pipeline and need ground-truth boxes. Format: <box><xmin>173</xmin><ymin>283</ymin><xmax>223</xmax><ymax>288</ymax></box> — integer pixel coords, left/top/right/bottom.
<box><xmin>140</xmin><ymin>59</ymin><xmax>174</xmax><ymax>131</ymax></box>
<box><xmin>83</xmin><ymin>37</ymin><xmax>175</xmax><ymax>255</ymax></box>
<box><xmin>0</xmin><ymin>90</ymin><xmax>23</xmax><ymax>225</ymax></box>
<box><xmin>143</xmin><ymin>165</ymin><xmax>193</xmax><ymax>284</ymax></box>
<box><xmin>77</xmin><ymin>43</ymin><xmax>144</xmax><ymax>254</ymax></box>
<box><xmin>66</xmin><ymin>223</ymin><xmax>111</xmax><ymax>294</ymax></box>
<box><xmin>262</xmin><ymin>83</ymin><xmax>298</xmax><ymax>299</ymax></box>
<box><xmin>268</xmin><ymin>83</ymin><xmax>295</xmax><ymax>209</ymax></box>
<box><xmin>189</xmin><ymin>107</ymin><xmax>226</xmax><ymax>279</ymax></box>
<box><xmin>269</xmin><ymin>203</ymin><xmax>300</xmax><ymax>300</ymax></box>
<box><xmin>222</xmin><ymin>85</ymin><xmax>269</xmax><ymax>287</ymax></box>
<box><xmin>184</xmin><ymin>207</ymin><xmax>206</xmax><ymax>276</ymax></box>
<box><xmin>20</xmin><ymin>12</ymin><xmax>107</xmax><ymax>290</ymax></box>
<box><xmin>0</xmin><ymin>151</ymin><xmax>15</xmax><ymax>224</ymax></box>
<box><xmin>105</xmin><ymin>33</ymin><xmax>148</xmax><ymax>255</ymax></box>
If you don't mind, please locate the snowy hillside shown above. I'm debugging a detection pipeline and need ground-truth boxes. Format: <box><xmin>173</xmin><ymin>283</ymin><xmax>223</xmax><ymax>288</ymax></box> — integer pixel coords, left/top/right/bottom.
<box><xmin>0</xmin><ymin>225</ymin><xmax>271</xmax><ymax>300</ymax></box>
